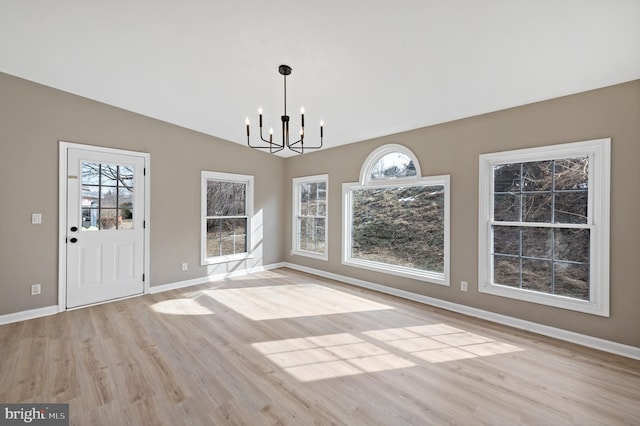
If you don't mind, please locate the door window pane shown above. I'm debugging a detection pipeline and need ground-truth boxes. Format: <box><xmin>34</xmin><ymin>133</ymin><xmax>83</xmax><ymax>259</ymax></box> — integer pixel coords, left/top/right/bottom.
<box><xmin>99</xmin><ymin>209</ymin><xmax>118</xmax><ymax>230</ymax></box>
<box><xmin>100</xmin><ymin>164</ymin><xmax>119</xmax><ymax>186</ymax></box>
<box><xmin>80</xmin><ymin>162</ymin><xmax>135</xmax><ymax>231</ymax></box>
<box><xmin>100</xmin><ymin>187</ymin><xmax>117</xmax><ymax>208</ymax></box>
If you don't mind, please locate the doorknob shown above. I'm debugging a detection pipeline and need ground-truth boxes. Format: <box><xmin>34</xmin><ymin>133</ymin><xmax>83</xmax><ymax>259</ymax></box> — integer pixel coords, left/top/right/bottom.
<box><xmin>69</xmin><ymin>238</ymin><xmax>78</xmax><ymax>243</ymax></box>
<box><xmin>70</xmin><ymin>226</ymin><xmax>78</xmax><ymax>232</ymax></box>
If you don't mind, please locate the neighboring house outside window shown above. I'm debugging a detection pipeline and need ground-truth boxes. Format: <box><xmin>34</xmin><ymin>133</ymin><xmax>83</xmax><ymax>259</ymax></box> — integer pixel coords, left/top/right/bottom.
<box><xmin>478</xmin><ymin>138</ymin><xmax>610</xmax><ymax>316</ymax></box>
<box><xmin>201</xmin><ymin>171</ymin><xmax>254</xmax><ymax>265</ymax></box>
<box><xmin>292</xmin><ymin>174</ymin><xmax>329</xmax><ymax>260</ymax></box>
<box><xmin>342</xmin><ymin>144</ymin><xmax>450</xmax><ymax>285</ymax></box>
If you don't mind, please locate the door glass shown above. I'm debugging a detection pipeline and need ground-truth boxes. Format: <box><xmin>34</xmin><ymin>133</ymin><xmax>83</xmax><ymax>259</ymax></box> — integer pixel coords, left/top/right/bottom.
<box><xmin>81</xmin><ymin>162</ymin><xmax>135</xmax><ymax>231</ymax></box>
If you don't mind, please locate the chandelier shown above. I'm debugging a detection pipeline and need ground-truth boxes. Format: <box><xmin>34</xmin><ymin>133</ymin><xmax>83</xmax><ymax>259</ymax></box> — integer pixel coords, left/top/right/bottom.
<box><xmin>246</xmin><ymin>65</ymin><xmax>323</xmax><ymax>154</ymax></box>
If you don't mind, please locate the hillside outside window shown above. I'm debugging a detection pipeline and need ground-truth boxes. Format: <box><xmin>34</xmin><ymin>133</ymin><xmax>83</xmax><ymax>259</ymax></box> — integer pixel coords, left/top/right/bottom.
<box><xmin>342</xmin><ymin>144</ymin><xmax>450</xmax><ymax>285</ymax></box>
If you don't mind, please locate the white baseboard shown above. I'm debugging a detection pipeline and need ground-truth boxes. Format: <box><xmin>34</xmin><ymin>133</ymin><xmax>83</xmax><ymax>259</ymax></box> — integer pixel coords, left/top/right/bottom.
<box><xmin>4</xmin><ymin>263</ymin><xmax>638</xmax><ymax>361</ymax></box>
<box><xmin>0</xmin><ymin>305</ymin><xmax>59</xmax><ymax>326</ymax></box>
<box><xmin>283</xmin><ymin>262</ymin><xmax>640</xmax><ymax>361</ymax></box>
<box><xmin>148</xmin><ymin>262</ymin><xmax>286</xmax><ymax>294</ymax></box>
<box><xmin>0</xmin><ymin>263</ymin><xmax>287</xmax><ymax>325</ymax></box>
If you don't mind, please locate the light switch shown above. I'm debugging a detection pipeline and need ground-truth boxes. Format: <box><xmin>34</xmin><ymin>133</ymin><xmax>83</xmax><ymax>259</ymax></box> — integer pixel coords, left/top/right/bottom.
<box><xmin>32</xmin><ymin>213</ymin><xmax>42</xmax><ymax>224</ymax></box>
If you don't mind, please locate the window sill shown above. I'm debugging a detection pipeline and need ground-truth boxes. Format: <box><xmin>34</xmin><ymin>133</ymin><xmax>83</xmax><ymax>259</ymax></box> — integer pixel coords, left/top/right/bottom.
<box><xmin>291</xmin><ymin>249</ymin><xmax>328</xmax><ymax>261</ymax></box>
<box><xmin>201</xmin><ymin>253</ymin><xmax>253</xmax><ymax>266</ymax></box>
<box><xmin>343</xmin><ymin>258</ymin><xmax>449</xmax><ymax>286</ymax></box>
<box><xmin>478</xmin><ymin>282</ymin><xmax>608</xmax><ymax>317</ymax></box>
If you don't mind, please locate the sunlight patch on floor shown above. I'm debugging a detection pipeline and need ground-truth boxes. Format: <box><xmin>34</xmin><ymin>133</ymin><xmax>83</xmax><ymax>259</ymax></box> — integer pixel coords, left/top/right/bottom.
<box><xmin>204</xmin><ymin>284</ymin><xmax>394</xmax><ymax>320</ymax></box>
<box><xmin>150</xmin><ymin>298</ymin><xmax>214</xmax><ymax>315</ymax></box>
<box><xmin>254</xmin><ymin>324</ymin><xmax>524</xmax><ymax>381</ymax></box>
<box><xmin>253</xmin><ymin>333</ymin><xmax>415</xmax><ymax>382</ymax></box>
<box><xmin>364</xmin><ymin>324</ymin><xmax>523</xmax><ymax>363</ymax></box>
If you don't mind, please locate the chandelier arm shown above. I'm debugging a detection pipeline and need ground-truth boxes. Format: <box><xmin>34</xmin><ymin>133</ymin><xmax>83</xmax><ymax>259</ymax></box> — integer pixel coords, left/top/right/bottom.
<box><xmin>259</xmin><ymin>125</ymin><xmax>284</xmax><ymax>148</ymax></box>
<box><xmin>246</xmin><ymin>64</ymin><xmax>323</xmax><ymax>154</ymax></box>
<box><xmin>288</xmin><ymin>133</ymin><xmax>323</xmax><ymax>150</ymax></box>
<box><xmin>247</xmin><ymin>142</ymin><xmax>285</xmax><ymax>153</ymax></box>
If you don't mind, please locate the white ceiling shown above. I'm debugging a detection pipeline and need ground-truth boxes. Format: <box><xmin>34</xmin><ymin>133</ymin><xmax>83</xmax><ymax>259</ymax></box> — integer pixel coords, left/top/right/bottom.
<box><xmin>1</xmin><ymin>1</ymin><xmax>639</xmax><ymax>157</ymax></box>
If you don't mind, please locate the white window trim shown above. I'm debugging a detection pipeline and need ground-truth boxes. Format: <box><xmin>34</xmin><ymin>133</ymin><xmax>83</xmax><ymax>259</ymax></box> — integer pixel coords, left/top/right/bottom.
<box><xmin>201</xmin><ymin>171</ymin><xmax>254</xmax><ymax>265</ymax></box>
<box><xmin>359</xmin><ymin>144</ymin><xmax>422</xmax><ymax>185</ymax></box>
<box><xmin>478</xmin><ymin>138</ymin><xmax>611</xmax><ymax>316</ymax></box>
<box><xmin>291</xmin><ymin>174</ymin><xmax>329</xmax><ymax>261</ymax></box>
<box><xmin>343</xmin><ymin>144</ymin><xmax>450</xmax><ymax>286</ymax></box>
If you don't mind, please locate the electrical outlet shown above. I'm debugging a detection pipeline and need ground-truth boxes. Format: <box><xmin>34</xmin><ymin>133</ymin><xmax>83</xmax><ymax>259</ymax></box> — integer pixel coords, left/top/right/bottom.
<box><xmin>181</xmin><ymin>263</ymin><xmax>188</xmax><ymax>271</ymax></box>
<box><xmin>460</xmin><ymin>281</ymin><xmax>468</xmax><ymax>292</ymax></box>
<box><xmin>31</xmin><ymin>284</ymin><xmax>41</xmax><ymax>295</ymax></box>
<box><xmin>31</xmin><ymin>213</ymin><xmax>42</xmax><ymax>224</ymax></box>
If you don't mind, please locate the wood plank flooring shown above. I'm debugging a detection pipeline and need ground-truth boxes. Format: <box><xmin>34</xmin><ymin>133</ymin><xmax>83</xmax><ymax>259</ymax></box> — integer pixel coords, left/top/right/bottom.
<box><xmin>1</xmin><ymin>268</ymin><xmax>639</xmax><ymax>425</ymax></box>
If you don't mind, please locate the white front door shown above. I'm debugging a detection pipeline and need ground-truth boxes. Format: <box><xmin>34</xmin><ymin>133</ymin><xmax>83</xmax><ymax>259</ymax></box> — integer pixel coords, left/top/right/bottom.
<box><xmin>66</xmin><ymin>148</ymin><xmax>146</xmax><ymax>308</ymax></box>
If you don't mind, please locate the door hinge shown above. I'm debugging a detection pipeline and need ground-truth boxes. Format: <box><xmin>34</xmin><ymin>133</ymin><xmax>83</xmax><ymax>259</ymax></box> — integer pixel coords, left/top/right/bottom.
<box><xmin>143</xmin><ymin>168</ymin><xmax>146</xmax><ymax>176</ymax></box>
<box><xmin>142</xmin><ymin>273</ymin><xmax>145</xmax><ymax>282</ymax></box>
<box><xmin>143</xmin><ymin>220</ymin><xmax>146</xmax><ymax>229</ymax></box>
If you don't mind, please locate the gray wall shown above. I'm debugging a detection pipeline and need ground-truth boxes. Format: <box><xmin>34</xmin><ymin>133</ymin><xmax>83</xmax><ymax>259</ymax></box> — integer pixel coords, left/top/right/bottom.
<box><xmin>2</xmin><ymin>70</ymin><xmax>638</xmax><ymax>349</ymax></box>
<box><xmin>0</xmin><ymin>72</ymin><xmax>284</xmax><ymax>314</ymax></box>
<box><xmin>284</xmin><ymin>80</ymin><xmax>640</xmax><ymax>348</ymax></box>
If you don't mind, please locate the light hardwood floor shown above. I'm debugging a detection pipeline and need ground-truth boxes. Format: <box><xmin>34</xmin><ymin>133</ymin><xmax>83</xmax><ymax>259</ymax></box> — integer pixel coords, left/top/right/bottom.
<box><xmin>1</xmin><ymin>268</ymin><xmax>639</xmax><ymax>425</ymax></box>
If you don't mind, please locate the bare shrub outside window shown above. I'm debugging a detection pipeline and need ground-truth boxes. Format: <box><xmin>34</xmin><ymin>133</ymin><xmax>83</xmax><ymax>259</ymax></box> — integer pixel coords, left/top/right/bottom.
<box><xmin>351</xmin><ymin>185</ymin><xmax>445</xmax><ymax>273</ymax></box>
<box><xmin>492</xmin><ymin>158</ymin><xmax>590</xmax><ymax>300</ymax></box>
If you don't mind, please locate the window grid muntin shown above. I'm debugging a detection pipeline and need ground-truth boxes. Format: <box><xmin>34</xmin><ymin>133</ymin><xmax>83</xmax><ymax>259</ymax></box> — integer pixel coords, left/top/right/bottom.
<box><xmin>205</xmin><ymin>179</ymin><xmax>248</xmax><ymax>258</ymax></box>
<box><xmin>491</xmin><ymin>224</ymin><xmax>591</xmax><ymax>299</ymax></box>
<box><xmin>81</xmin><ymin>162</ymin><xmax>134</xmax><ymax>231</ymax></box>
<box><xmin>293</xmin><ymin>177</ymin><xmax>328</xmax><ymax>258</ymax></box>
<box><xmin>491</xmin><ymin>156</ymin><xmax>591</xmax><ymax>301</ymax></box>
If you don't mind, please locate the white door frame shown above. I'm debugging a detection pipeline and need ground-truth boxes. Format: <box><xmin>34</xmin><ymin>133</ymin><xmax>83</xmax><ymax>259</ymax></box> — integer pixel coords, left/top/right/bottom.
<box><xmin>58</xmin><ymin>141</ymin><xmax>150</xmax><ymax>311</ymax></box>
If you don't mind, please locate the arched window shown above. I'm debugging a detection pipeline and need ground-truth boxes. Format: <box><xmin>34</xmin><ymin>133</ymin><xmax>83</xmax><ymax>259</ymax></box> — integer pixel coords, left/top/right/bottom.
<box><xmin>343</xmin><ymin>144</ymin><xmax>450</xmax><ymax>285</ymax></box>
<box><xmin>360</xmin><ymin>144</ymin><xmax>420</xmax><ymax>183</ymax></box>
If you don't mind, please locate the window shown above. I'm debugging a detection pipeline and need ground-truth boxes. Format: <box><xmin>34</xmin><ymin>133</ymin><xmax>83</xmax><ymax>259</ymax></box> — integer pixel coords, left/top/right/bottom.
<box><xmin>201</xmin><ymin>171</ymin><xmax>253</xmax><ymax>265</ymax></box>
<box><xmin>478</xmin><ymin>138</ymin><xmax>610</xmax><ymax>316</ymax></box>
<box><xmin>292</xmin><ymin>174</ymin><xmax>328</xmax><ymax>260</ymax></box>
<box><xmin>81</xmin><ymin>162</ymin><xmax>135</xmax><ymax>230</ymax></box>
<box><xmin>343</xmin><ymin>144</ymin><xmax>450</xmax><ymax>285</ymax></box>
